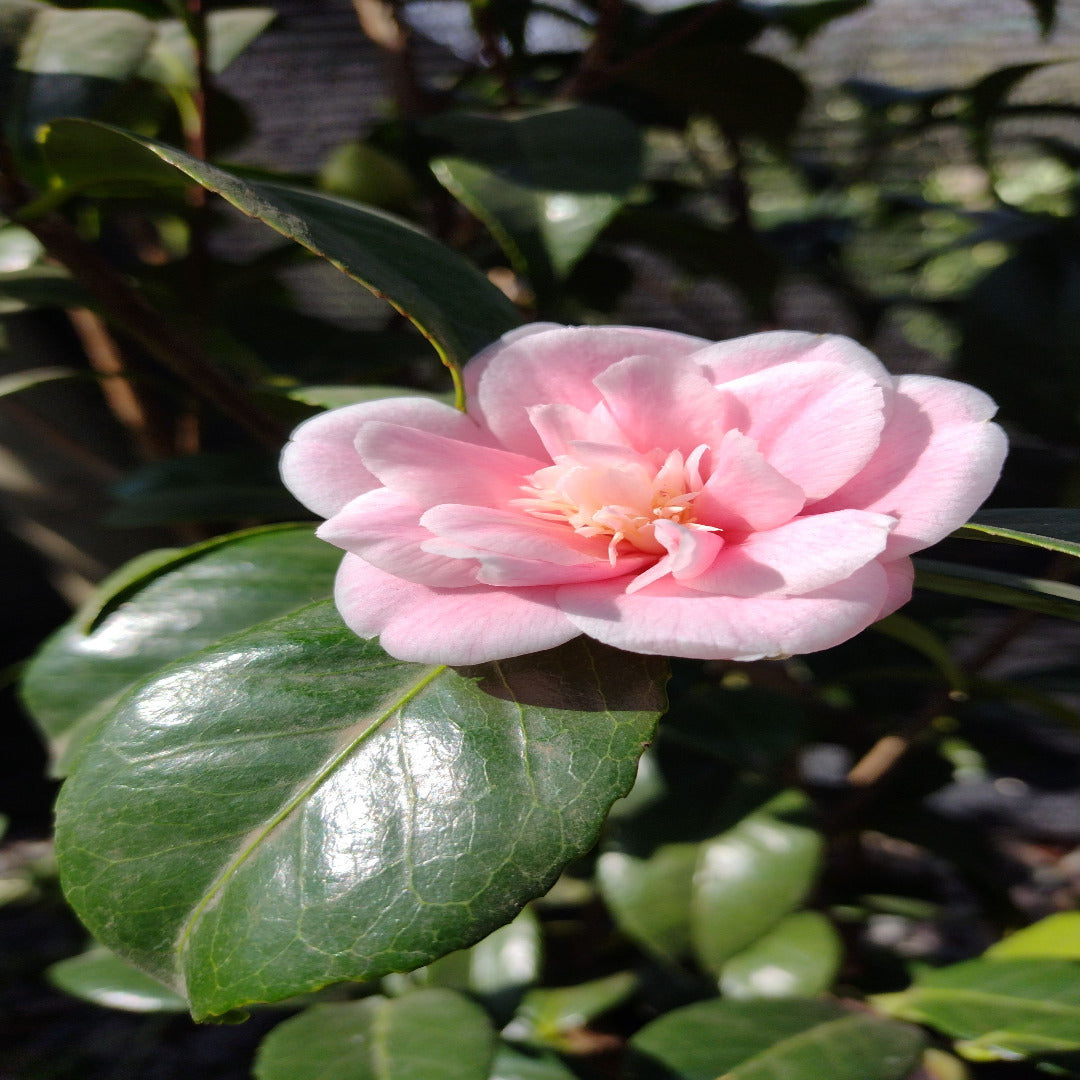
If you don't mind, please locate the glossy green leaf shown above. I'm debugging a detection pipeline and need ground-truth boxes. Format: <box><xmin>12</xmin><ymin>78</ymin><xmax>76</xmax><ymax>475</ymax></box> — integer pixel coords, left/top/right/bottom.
<box><xmin>873</xmin><ymin>959</ymin><xmax>1080</xmax><ymax>1063</ymax></box>
<box><xmin>596</xmin><ymin>843</ymin><xmax>698</xmax><ymax>962</ymax></box>
<box><xmin>489</xmin><ymin>1046</ymin><xmax>578</xmax><ymax>1080</ymax></box>
<box><xmin>914</xmin><ymin>559</ymin><xmax>1080</xmax><ymax>623</ymax></box>
<box><xmin>425</xmin><ymin>107</ymin><xmax>642</xmax><ymax>295</ymax></box>
<box><xmin>41</xmin><ymin>120</ymin><xmax>521</xmax><ymax>371</ymax></box>
<box><xmin>719</xmin><ymin>911</ymin><xmax>842</xmax><ymax>1000</ymax></box>
<box><xmin>691</xmin><ymin>799</ymin><xmax>823</xmax><ymax>973</ymax></box>
<box><xmin>504</xmin><ymin>972</ymin><xmax>638</xmax><ymax>1051</ymax></box>
<box><xmin>55</xmin><ymin>614</ymin><xmax>665</xmax><ymax>1018</ymax></box>
<box><xmin>987</xmin><ymin>913</ymin><xmax>1080</xmax><ymax>960</ymax></box>
<box><xmin>628</xmin><ymin>998</ymin><xmax>926</xmax><ymax>1080</ymax></box>
<box><xmin>954</xmin><ymin>509</ymin><xmax>1080</xmax><ymax>560</ymax></box>
<box><xmin>20</xmin><ymin>524</ymin><xmax>340</xmax><ymax>770</ymax></box>
<box><xmin>47</xmin><ymin>945</ymin><xmax>188</xmax><ymax>1013</ymax></box>
<box><xmin>139</xmin><ymin>8</ymin><xmax>275</xmax><ymax>89</ymax></box>
<box><xmin>253</xmin><ymin>991</ymin><xmax>496</xmax><ymax>1080</ymax></box>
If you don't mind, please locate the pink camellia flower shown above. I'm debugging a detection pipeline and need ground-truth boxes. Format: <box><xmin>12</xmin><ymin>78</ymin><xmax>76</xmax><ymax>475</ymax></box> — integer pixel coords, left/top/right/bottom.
<box><xmin>281</xmin><ymin>325</ymin><xmax>1007</xmax><ymax>665</ymax></box>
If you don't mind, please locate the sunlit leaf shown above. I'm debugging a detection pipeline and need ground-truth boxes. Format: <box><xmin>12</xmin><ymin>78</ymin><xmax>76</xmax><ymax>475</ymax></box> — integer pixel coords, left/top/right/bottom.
<box><xmin>954</xmin><ymin>509</ymin><xmax>1080</xmax><ymax>560</ymax></box>
<box><xmin>986</xmin><ymin>913</ymin><xmax>1080</xmax><ymax>961</ymax></box>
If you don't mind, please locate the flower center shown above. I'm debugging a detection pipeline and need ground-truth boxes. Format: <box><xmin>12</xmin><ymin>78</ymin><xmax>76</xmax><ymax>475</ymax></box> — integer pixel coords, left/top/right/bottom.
<box><xmin>513</xmin><ymin>443</ymin><xmax>715</xmax><ymax>562</ymax></box>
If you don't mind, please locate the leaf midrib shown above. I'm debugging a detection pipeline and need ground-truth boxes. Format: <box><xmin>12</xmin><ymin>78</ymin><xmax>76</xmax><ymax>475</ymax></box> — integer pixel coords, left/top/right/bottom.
<box><xmin>911</xmin><ymin>984</ymin><xmax>1080</xmax><ymax>1019</ymax></box>
<box><xmin>174</xmin><ymin>658</ymin><xmax>445</xmax><ymax>985</ymax></box>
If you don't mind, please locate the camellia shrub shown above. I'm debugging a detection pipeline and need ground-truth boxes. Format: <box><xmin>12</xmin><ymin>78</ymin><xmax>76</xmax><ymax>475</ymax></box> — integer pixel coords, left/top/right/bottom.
<box><xmin>2</xmin><ymin>1</ymin><xmax>1080</xmax><ymax>1079</ymax></box>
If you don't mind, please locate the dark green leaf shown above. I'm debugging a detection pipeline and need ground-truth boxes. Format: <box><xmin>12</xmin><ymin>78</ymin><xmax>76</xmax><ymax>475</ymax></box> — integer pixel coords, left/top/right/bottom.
<box><xmin>490</xmin><ymin>1046</ymin><xmax>578</xmax><ymax>1080</ymax></box>
<box><xmin>1025</xmin><ymin>0</ymin><xmax>1057</xmax><ymax>35</ymax></box>
<box><xmin>139</xmin><ymin>7</ymin><xmax>275</xmax><ymax>89</ymax></box>
<box><xmin>41</xmin><ymin>120</ymin><xmax>521</xmax><ymax>371</ymax></box>
<box><xmin>742</xmin><ymin>0</ymin><xmax>868</xmax><ymax>46</ymax></box>
<box><xmin>987</xmin><ymin>913</ymin><xmax>1080</xmax><ymax>961</ymax></box>
<box><xmin>424</xmin><ymin>107</ymin><xmax>642</xmax><ymax>294</ymax></box>
<box><xmin>719</xmin><ymin>911</ymin><xmax>842</xmax><ymax>999</ymax></box>
<box><xmin>47</xmin><ymin>945</ymin><xmax>188</xmax><ymax>1013</ymax></box>
<box><xmin>55</xmin><ymin>614</ymin><xmax>665</xmax><ymax>1018</ymax></box>
<box><xmin>253</xmin><ymin>991</ymin><xmax>496</xmax><ymax>1080</ymax></box>
<box><xmin>504</xmin><ymin>972</ymin><xmax>638</xmax><ymax>1050</ymax></box>
<box><xmin>0</xmin><ymin>364</ymin><xmax>77</xmax><ymax>397</ymax></box>
<box><xmin>318</xmin><ymin>140</ymin><xmax>418</xmax><ymax>213</ymax></box>
<box><xmin>596</xmin><ymin>843</ymin><xmax>697</xmax><ymax>962</ymax></box>
<box><xmin>872</xmin><ymin>614</ymin><xmax>967</xmax><ymax>694</ymax></box>
<box><xmin>0</xmin><ymin>266</ymin><xmax>91</xmax><ymax>312</ymax></box>
<box><xmin>954</xmin><ymin>509</ymin><xmax>1080</xmax><ymax>560</ymax></box>
<box><xmin>20</xmin><ymin>525</ymin><xmax>340</xmax><ymax>770</ymax></box>
<box><xmin>691</xmin><ymin>797</ymin><xmax>823</xmax><ymax>972</ymax></box>
<box><xmin>628</xmin><ymin>998</ymin><xmax>926</xmax><ymax>1080</ymax></box>
<box><xmin>873</xmin><ymin>959</ymin><xmax>1080</xmax><ymax>1063</ymax></box>
<box><xmin>914</xmin><ymin>559</ymin><xmax>1080</xmax><ymax>623</ymax></box>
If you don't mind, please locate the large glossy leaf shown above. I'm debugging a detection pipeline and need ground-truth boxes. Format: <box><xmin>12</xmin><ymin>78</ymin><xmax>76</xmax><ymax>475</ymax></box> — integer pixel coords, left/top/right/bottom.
<box><xmin>690</xmin><ymin>798</ymin><xmax>823</xmax><ymax>972</ymax></box>
<box><xmin>987</xmin><ymin>913</ymin><xmax>1080</xmax><ymax>960</ymax></box>
<box><xmin>47</xmin><ymin>946</ymin><xmax>188</xmax><ymax>1013</ymax></box>
<box><xmin>914</xmin><ymin>559</ymin><xmax>1080</xmax><ymax>623</ymax></box>
<box><xmin>55</xmin><ymin>608</ymin><xmax>665</xmax><ymax>1018</ymax></box>
<box><xmin>628</xmin><ymin>998</ymin><xmax>926</xmax><ymax>1080</ymax></box>
<box><xmin>954</xmin><ymin>509</ymin><xmax>1080</xmax><ymax>560</ymax></box>
<box><xmin>874</xmin><ymin>959</ymin><xmax>1080</xmax><ymax>1063</ymax></box>
<box><xmin>40</xmin><ymin>119</ymin><xmax>521</xmax><ymax>371</ymax></box>
<box><xmin>719</xmin><ymin>911</ymin><xmax>842</xmax><ymax>1000</ymax></box>
<box><xmin>253</xmin><ymin>991</ymin><xmax>496</xmax><ymax>1080</ymax></box>
<box><xmin>424</xmin><ymin>107</ymin><xmax>642</xmax><ymax>295</ymax></box>
<box><xmin>20</xmin><ymin>524</ymin><xmax>340</xmax><ymax>770</ymax></box>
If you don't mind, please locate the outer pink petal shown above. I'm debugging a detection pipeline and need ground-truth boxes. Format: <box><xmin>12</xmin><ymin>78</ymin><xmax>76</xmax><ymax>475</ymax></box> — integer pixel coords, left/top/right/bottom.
<box><xmin>593</xmin><ymin>354</ymin><xmax>732</xmax><ymax>455</ymax></box>
<box><xmin>463</xmin><ymin>322</ymin><xmax>565</xmax><ymax>407</ymax></box>
<box><xmin>693</xmin><ymin>430</ymin><xmax>805</xmax><ymax>532</ymax></box>
<box><xmin>812</xmin><ymin>375</ymin><xmax>1008</xmax><ymax>558</ymax></box>
<box><xmin>722</xmin><ymin>360</ymin><xmax>886</xmax><ymax>501</ymax></box>
<box><xmin>556</xmin><ymin>561</ymin><xmax>889</xmax><ymax>660</ymax></box>
<box><xmin>356</xmin><ymin>422</ymin><xmax>545</xmax><ymax>510</ymax></box>
<box><xmin>335</xmin><ymin>554</ymin><xmax>580</xmax><ymax>664</ymax></box>
<box><xmin>318</xmin><ymin>488</ymin><xmax>477</xmax><ymax>587</ymax></box>
<box><xmin>281</xmin><ymin>396</ymin><xmax>494</xmax><ymax>517</ymax></box>
<box><xmin>878</xmin><ymin>558</ymin><xmax>915</xmax><ymax>617</ymax></box>
<box><xmin>470</xmin><ymin>325</ymin><xmax>710</xmax><ymax>458</ymax></box>
<box><xmin>419</xmin><ymin>504</ymin><xmax>650</xmax><ymax>586</ymax></box>
<box><xmin>690</xmin><ymin>331</ymin><xmax>893</xmax><ymax>391</ymax></box>
<box><xmin>684</xmin><ymin>510</ymin><xmax>895</xmax><ymax>597</ymax></box>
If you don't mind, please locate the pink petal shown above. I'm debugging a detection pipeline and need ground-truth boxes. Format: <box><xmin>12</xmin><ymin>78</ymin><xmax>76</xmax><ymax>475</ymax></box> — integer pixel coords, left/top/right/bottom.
<box><xmin>690</xmin><ymin>331</ymin><xmax>893</xmax><ymax>391</ymax></box>
<box><xmin>685</xmin><ymin>510</ymin><xmax>895</xmax><ymax>597</ymax></box>
<box><xmin>280</xmin><ymin>396</ymin><xmax>494</xmax><ymax>518</ymax></box>
<box><xmin>879</xmin><ymin>558</ymin><xmax>915</xmax><ymax>617</ymax></box>
<box><xmin>693</xmin><ymin>430</ymin><xmax>805</xmax><ymax>532</ymax></box>
<box><xmin>335</xmin><ymin>554</ymin><xmax>580</xmax><ymax>664</ymax></box>
<box><xmin>356</xmin><ymin>422</ymin><xmax>545</xmax><ymax>510</ymax></box>
<box><xmin>463</xmin><ymin>321</ymin><xmax>566</xmax><ymax>407</ymax></box>
<box><xmin>556</xmin><ymin>562</ymin><xmax>889</xmax><ymax>660</ymax></box>
<box><xmin>527</xmin><ymin>402</ymin><xmax>626</xmax><ymax>459</ymax></box>
<box><xmin>419</xmin><ymin>504</ymin><xmax>650</xmax><ymax>586</ymax></box>
<box><xmin>813</xmin><ymin>375</ymin><xmax>1008</xmax><ymax>558</ymax></box>
<box><xmin>626</xmin><ymin>521</ymin><xmax>725</xmax><ymax>594</ymax></box>
<box><xmin>722</xmin><ymin>360</ymin><xmax>886</xmax><ymax>501</ymax></box>
<box><xmin>318</xmin><ymin>488</ymin><xmax>477</xmax><ymax>587</ymax></box>
<box><xmin>593</xmin><ymin>354</ymin><xmax>732</xmax><ymax>455</ymax></box>
<box><xmin>470</xmin><ymin>325</ymin><xmax>710</xmax><ymax>458</ymax></box>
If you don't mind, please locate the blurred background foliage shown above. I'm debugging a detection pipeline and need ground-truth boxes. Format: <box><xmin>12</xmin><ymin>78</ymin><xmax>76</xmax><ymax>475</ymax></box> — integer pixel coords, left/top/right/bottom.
<box><xmin>3</xmin><ymin>1</ymin><xmax>1080</xmax><ymax>1078</ymax></box>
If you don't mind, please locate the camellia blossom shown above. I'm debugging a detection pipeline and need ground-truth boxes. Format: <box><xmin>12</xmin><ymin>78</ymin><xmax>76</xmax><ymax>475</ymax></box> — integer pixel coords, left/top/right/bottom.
<box><xmin>281</xmin><ymin>325</ymin><xmax>1007</xmax><ymax>665</ymax></box>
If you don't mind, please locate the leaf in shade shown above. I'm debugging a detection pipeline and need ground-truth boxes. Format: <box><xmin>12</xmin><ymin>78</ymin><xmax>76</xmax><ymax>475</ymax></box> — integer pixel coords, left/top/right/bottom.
<box><xmin>914</xmin><ymin>559</ymin><xmax>1080</xmax><ymax>623</ymax></box>
<box><xmin>47</xmin><ymin>946</ymin><xmax>188</xmax><ymax>1013</ymax></box>
<box><xmin>873</xmin><ymin>959</ymin><xmax>1080</xmax><ymax>1064</ymax></box>
<box><xmin>628</xmin><ymin>998</ymin><xmax>926</xmax><ymax>1080</ymax></box>
<box><xmin>0</xmin><ymin>267</ymin><xmax>91</xmax><ymax>312</ymax></box>
<box><xmin>20</xmin><ymin>525</ymin><xmax>341</xmax><ymax>771</ymax></box>
<box><xmin>0</xmin><ymin>365</ymin><xmax>77</xmax><ymax>397</ymax></box>
<box><xmin>490</xmin><ymin>1045</ymin><xmax>579</xmax><ymax>1080</ymax></box>
<box><xmin>690</xmin><ymin>796</ymin><xmax>823</xmax><ymax>973</ymax></box>
<box><xmin>253</xmin><ymin>991</ymin><xmax>496</xmax><ymax>1080</ymax></box>
<box><xmin>718</xmin><ymin>911</ymin><xmax>842</xmax><ymax>999</ymax></box>
<box><xmin>987</xmin><ymin>913</ymin><xmax>1080</xmax><ymax>960</ymax></box>
<box><xmin>503</xmin><ymin>972</ymin><xmax>639</xmax><ymax>1051</ymax></box>
<box><xmin>954</xmin><ymin>509</ymin><xmax>1080</xmax><ymax>560</ymax></box>
<box><xmin>746</xmin><ymin>0</ymin><xmax>868</xmax><ymax>46</ymax></box>
<box><xmin>40</xmin><ymin>120</ymin><xmax>521</xmax><ymax>370</ymax></box>
<box><xmin>54</xmin><ymin>609</ymin><xmax>665</xmax><ymax>1018</ymax></box>
<box><xmin>1024</xmin><ymin>0</ymin><xmax>1057</xmax><ymax>35</ymax></box>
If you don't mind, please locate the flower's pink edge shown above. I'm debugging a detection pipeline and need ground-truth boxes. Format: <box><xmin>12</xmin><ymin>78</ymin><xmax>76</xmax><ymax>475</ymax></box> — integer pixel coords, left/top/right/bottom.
<box><xmin>335</xmin><ymin>554</ymin><xmax>581</xmax><ymax>665</ymax></box>
<box><xmin>812</xmin><ymin>374</ymin><xmax>1009</xmax><ymax>558</ymax></box>
<box><xmin>555</xmin><ymin>561</ymin><xmax>891</xmax><ymax>660</ymax></box>
<box><xmin>467</xmin><ymin>324</ymin><xmax>711</xmax><ymax>458</ymax></box>
<box><xmin>280</xmin><ymin>396</ymin><xmax>496</xmax><ymax>518</ymax></box>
